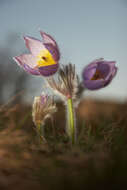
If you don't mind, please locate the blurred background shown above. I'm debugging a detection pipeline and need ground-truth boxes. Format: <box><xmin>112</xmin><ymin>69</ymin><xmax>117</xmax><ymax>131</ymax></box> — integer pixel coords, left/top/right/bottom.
<box><xmin>0</xmin><ymin>0</ymin><xmax>127</xmax><ymax>104</ymax></box>
<box><xmin>1</xmin><ymin>1</ymin><xmax>127</xmax><ymax>189</ymax></box>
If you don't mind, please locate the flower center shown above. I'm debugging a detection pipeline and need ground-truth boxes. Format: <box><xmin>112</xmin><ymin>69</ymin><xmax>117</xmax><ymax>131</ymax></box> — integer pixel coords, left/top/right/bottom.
<box><xmin>91</xmin><ymin>69</ymin><xmax>104</xmax><ymax>80</ymax></box>
<box><xmin>41</xmin><ymin>56</ymin><xmax>47</xmax><ymax>61</ymax></box>
<box><xmin>36</xmin><ymin>49</ymin><xmax>56</xmax><ymax>67</ymax></box>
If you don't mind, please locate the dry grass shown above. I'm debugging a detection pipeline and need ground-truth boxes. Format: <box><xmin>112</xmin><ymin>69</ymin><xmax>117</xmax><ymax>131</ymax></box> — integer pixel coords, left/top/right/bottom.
<box><xmin>0</xmin><ymin>99</ymin><xmax>127</xmax><ymax>189</ymax></box>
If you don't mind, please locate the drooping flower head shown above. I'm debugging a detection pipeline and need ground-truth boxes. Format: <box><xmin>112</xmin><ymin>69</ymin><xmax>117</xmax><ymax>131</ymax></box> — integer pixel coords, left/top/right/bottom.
<box><xmin>47</xmin><ymin>64</ymin><xmax>79</xmax><ymax>101</ymax></box>
<box><xmin>32</xmin><ymin>93</ymin><xmax>57</xmax><ymax>127</ymax></box>
<box><xmin>13</xmin><ymin>31</ymin><xmax>60</xmax><ymax>76</ymax></box>
<box><xmin>82</xmin><ymin>58</ymin><xmax>117</xmax><ymax>90</ymax></box>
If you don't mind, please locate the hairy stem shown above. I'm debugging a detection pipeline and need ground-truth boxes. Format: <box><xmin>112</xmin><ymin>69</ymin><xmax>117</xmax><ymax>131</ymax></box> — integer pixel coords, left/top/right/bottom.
<box><xmin>67</xmin><ymin>98</ymin><xmax>76</xmax><ymax>144</ymax></box>
<box><xmin>37</xmin><ymin>123</ymin><xmax>46</xmax><ymax>143</ymax></box>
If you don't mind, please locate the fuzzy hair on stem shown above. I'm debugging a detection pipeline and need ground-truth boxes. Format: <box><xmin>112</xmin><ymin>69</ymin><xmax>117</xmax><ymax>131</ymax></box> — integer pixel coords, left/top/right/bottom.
<box><xmin>46</xmin><ymin>64</ymin><xmax>80</xmax><ymax>101</ymax></box>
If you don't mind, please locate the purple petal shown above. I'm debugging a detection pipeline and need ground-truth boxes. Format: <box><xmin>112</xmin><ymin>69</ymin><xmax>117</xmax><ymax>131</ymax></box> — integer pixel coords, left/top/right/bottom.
<box><xmin>23</xmin><ymin>64</ymin><xmax>41</xmax><ymax>75</ymax></box>
<box><xmin>97</xmin><ymin>62</ymin><xmax>110</xmax><ymax>78</ymax></box>
<box><xmin>112</xmin><ymin>66</ymin><xmax>117</xmax><ymax>77</ymax></box>
<box><xmin>38</xmin><ymin>64</ymin><xmax>59</xmax><ymax>77</ymax></box>
<box><xmin>103</xmin><ymin>66</ymin><xmax>118</xmax><ymax>86</ymax></box>
<box><xmin>40</xmin><ymin>31</ymin><xmax>57</xmax><ymax>47</ymax></box>
<box><xmin>106</xmin><ymin>61</ymin><xmax>116</xmax><ymax>67</ymax></box>
<box><xmin>14</xmin><ymin>54</ymin><xmax>37</xmax><ymax>67</ymax></box>
<box><xmin>84</xmin><ymin>79</ymin><xmax>105</xmax><ymax>90</ymax></box>
<box><xmin>44</xmin><ymin>43</ymin><xmax>60</xmax><ymax>62</ymax></box>
<box><xmin>24</xmin><ymin>36</ymin><xmax>45</xmax><ymax>56</ymax></box>
<box><xmin>97</xmin><ymin>61</ymin><xmax>117</xmax><ymax>81</ymax></box>
<box><xmin>82</xmin><ymin>66</ymin><xmax>97</xmax><ymax>80</ymax></box>
<box><xmin>105</xmin><ymin>62</ymin><xmax>117</xmax><ymax>78</ymax></box>
<box><xmin>83</xmin><ymin>61</ymin><xmax>98</xmax><ymax>71</ymax></box>
<box><xmin>13</xmin><ymin>55</ymin><xmax>40</xmax><ymax>75</ymax></box>
<box><xmin>40</xmin><ymin>31</ymin><xmax>60</xmax><ymax>61</ymax></box>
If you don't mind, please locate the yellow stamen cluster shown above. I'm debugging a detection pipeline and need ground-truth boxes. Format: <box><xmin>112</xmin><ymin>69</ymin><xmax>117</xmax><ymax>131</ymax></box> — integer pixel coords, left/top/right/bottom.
<box><xmin>36</xmin><ymin>49</ymin><xmax>56</xmax><ymax>67</ymax></box>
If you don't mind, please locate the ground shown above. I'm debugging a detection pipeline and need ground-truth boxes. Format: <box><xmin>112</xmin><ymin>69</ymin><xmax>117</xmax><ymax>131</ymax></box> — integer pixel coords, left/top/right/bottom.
<box><xmin>0</xmin><ymin>99</ymin><xmax>127</xmax><ymax>190</ymax></box>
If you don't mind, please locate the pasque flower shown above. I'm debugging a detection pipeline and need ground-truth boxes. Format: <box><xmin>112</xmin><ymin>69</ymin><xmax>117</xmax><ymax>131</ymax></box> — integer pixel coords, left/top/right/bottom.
<box><xmin>82</xmin><ymin>58</ymin><xmax>117</xmax><ymax>90</ymax></box>
<box><xmin>32</xmin><ymin>93</ymin><xmax>56</xmax><ymax>143</ymax></box>
<box><xmin>13</xmin><ymin>31</ymin><xmax>60</xmax><ymax>76</ymax></box>
<box><xmin>32</xmin><ymin>93</ymin><xmax>57</xmax><ymax>127</ymax></box>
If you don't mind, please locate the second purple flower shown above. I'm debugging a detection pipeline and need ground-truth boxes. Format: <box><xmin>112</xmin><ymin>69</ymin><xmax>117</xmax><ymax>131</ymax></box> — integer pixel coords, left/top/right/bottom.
<box><xmin>82</xmin><ymin>58</ymin><xmax>117</xmax><ymax>90</ymax></box>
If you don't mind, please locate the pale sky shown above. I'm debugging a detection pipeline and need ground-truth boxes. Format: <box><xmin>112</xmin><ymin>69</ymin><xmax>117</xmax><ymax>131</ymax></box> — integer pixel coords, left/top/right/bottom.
<box><xmin>0</xmin><ymin>0</ymin><xmax>127</xmax><ymax>102</ymax></box>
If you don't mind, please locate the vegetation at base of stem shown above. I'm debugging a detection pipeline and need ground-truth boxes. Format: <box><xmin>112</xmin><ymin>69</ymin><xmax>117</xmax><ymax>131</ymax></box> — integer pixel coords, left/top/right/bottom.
<box><xmin>35</xmin><ymin>123</ymin><xmax>47</xmax><ymax>144</ymax></box>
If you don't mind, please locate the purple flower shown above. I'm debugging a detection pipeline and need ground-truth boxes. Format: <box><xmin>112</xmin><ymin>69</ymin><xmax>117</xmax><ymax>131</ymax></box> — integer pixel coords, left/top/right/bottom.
<box><xmin>13</xmin><ymin>31</ymin><xmax>60</xmax><ymax>76</ymax></box>
<box><xmin>82</xmin><ymin>58</ymin><xmax>117</xmax><ymax>90</ymax></box>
